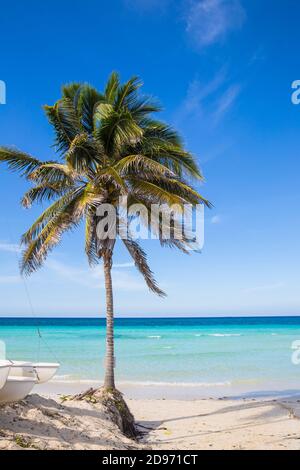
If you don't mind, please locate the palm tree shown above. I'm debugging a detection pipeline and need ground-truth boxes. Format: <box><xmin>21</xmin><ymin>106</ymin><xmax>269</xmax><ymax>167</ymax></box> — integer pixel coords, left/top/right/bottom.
<box><xmin>0</xmin><ymin>73</ymin><xmax>210</xmax><ymax>390</ymax></box>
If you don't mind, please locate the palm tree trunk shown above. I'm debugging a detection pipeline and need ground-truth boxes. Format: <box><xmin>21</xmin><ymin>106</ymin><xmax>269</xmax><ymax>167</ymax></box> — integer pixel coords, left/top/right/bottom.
<box><xmin>103</xmin><ymin>253</ymin><xmax>115</xmax><ymax>390</ymax></box>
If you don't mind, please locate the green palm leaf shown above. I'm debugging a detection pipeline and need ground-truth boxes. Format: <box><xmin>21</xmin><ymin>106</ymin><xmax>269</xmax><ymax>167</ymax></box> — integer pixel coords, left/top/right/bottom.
<box><xmin>3</xmin><ymin>72</ymin><xmax>210</xmax><ymax>299</ymax></box>
<box><xmin>129</xmin><ymin>179</ymin><xmax>186</xmax><ymax>206</ymax></box>
<box><xmin>123</xmin><ymin>237</ymin><xmax>166</xmax><ymax>297</ymax></box>
<box><xmin>22</xmin><ymin>183</ymin><xmax>69</xmax><ymax>208</ymax></box>
<box><xmin>28</xmin><ymin>163</ymin><xmax>77</xmax><ymax>185</ymax></box>
<box><xmin>104</xmin><ymin>71</ymin><xmax>120</xmax><ymax>104</ymax></box>
<box><xmin>114</xmin><ymin>76</ymin><xmax>141</xmax><ymax>110</ymax></box>
<box><xmin>77</xmin><ymin>85</ymin><xmax>104</xmax><ymax>133</ymax></box>
<box><xmin>114</xmin><ymin>154</ymin><xmax>175</xmax><ymax>178</ymax></box>
<box><xmin>21</xmin><ymin>188</ymin><xmax>87</xmax><ymax>275</ymax></box>
<box><xmin>44</xmin><ymin>98</ymin><xmax>83</xmax><ymax>154</ymax></box>
<box><xmin>0</xmin><ymin>147</ymin><xmax>44</xmax><ymax>176</ymax></box>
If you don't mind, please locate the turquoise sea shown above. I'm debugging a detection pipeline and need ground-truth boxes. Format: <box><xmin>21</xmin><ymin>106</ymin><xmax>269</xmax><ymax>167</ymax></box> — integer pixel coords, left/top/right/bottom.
<box><xmin>1</xmin><ymin>317</ymin><xmax>300</xmax><ymax>397</ymax></box>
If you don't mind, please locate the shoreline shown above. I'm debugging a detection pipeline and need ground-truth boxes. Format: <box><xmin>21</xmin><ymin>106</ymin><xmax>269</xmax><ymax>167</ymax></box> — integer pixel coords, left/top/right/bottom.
<box><xmin>2</xmin><ymin>316</ymin><xmax>299</xmax><ymax>401</ymax></box>
<box><xmin>38</xmin><ymin>378</ymin><xmax>300</xmax><ymax>401</ymax></box>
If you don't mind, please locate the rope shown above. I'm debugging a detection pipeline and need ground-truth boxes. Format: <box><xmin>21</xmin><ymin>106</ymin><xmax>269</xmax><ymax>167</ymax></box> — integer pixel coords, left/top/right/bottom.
<box><xmin>21</xmin><ymin>275</ymin><xmax>60</xmax><ymax>364</ymax></box>
<box><xmin>6</xmin><ymin>222</ymin><xmax>60</xmax><ymax>364</ymax></box>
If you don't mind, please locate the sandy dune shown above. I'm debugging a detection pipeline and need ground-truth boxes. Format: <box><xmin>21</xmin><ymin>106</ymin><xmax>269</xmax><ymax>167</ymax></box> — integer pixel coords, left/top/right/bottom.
<box><xmin>0</xmin><ymin>394</ymin><xmax>144</xmax><ymax>450</ymax></box>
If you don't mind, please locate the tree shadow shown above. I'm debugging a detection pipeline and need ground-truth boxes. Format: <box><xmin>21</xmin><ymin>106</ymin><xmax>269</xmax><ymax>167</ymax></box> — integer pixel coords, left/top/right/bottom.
<box><xmin>135</xmin><ymin>390</ymin><xmax>300</xmax><ymax>445</ymax></box>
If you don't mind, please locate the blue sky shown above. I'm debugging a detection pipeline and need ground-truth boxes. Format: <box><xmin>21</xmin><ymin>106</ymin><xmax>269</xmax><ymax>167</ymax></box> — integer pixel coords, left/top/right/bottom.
<box><xmin>0</xmin><ymin>0</ymin><xmax>299</xmax><ymax>317</ymax></box>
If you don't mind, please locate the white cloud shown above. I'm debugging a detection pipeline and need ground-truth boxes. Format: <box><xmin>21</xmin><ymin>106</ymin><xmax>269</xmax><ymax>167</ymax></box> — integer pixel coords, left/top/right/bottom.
<box><xmin>182</xmin><ymin>68</ymin><xmax>227</xmax><ymax>116</ymax></box>
<box><xmin>0</xmin><ymin>275</ymin><xmax>20</xmax><ymax>284</ymax></box>
<box><xmin>213</xmin><ymin>83</ymin><xmax>242</xmax><ymax>123</ymax></box>
<box><xmin>0</xmin><ymin>242</ymin><xmax>21</xmax><ymax>253</ymax></box>
<box><xmin>248</xmin><ymin>46</ymin><xmax>265</xmax><ymax>66</ymax></box>
<box><xmin>185</xmin><ymin>0</ymin><xmax>246</xmax><ymax>49</ymax></box>
<box><xmin>211</xmin><ymin>215</ymin><xmax>221</xmax><ymax>224</ymax></box>
<box><xmin>175</xmin><ymin>70</ymin><xmax>241</xmax><ymax>128</ymax></box>
<box><xmin>0</xmin><ymin>242</ymin><xmax>22</xmax><ymax>283</ymax></box>
<box><xmin>243</xmin><ymin>282</ymin><xmax>285</xmax><ymax>294</ymax></box>
<box><xmin>113</xmin><ymin>262</ymin><xmax>134</xmax><ymax>269</ymax></box>
<box><xmin>174</xmin><ymin>68</ymin><xmax>227</xmax><ymax>125</ymax></box>
<box><xmin>46</xmin><ymin>259</ymin><xmax>145</xmax><ymax>292</ymax></box>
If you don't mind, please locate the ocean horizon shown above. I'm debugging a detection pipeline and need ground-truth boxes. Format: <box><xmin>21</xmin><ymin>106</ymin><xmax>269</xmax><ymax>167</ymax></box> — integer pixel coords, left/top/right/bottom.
<box><xmin>1</xmin><ymin>316</ymin><xmax>300</xmax><ymax>397</ymax></box>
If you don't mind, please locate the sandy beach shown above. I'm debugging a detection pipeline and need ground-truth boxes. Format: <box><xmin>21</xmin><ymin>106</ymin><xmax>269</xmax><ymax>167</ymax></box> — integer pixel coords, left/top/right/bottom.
<box><xmin>1</xmin><ymin>387</ymin><xmax>300</xmax><ymax>450</ymax></box>
<box><xmin>131</xmin><ymin>397</ymin><xmax>300</xmax><ymax>450</ymax></box>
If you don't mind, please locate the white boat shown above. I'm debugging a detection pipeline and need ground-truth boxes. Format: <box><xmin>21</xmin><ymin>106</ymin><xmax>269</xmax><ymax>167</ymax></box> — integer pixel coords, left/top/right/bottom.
<box><xmin>8</xmin><ymin>361</ymin><xmax>60</xmax><ymax>384</ymax></box>
<box><xmin>0</xmin><ymin>376</ymin><xmax>36</xmax><ymax>404</ymax></box>
<box><xmin>0</xmin><ymin>361</ymin><xmax>59</xmax><ymax>404</ymax></box>
<box><xmin>0</xmin><ymin>361</ymin><xmax>11</xmax><ymax>390</ymax></box>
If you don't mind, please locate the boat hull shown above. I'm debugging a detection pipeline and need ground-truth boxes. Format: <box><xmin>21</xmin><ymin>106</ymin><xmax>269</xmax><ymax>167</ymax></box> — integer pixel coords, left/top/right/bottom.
<box><xmin>0</xmin><ymin>361</ymin><xmax>10</xmax><ymax>390</ymax></box>
<box><xmin>9</xmin><ymin>361</ymin><xmax>60</xmax><ymax>384</ymax></box>
<box><xmin>0</xmin><ymin>376</ymin><xmax>36</xmax><ymax>404</ymax></box>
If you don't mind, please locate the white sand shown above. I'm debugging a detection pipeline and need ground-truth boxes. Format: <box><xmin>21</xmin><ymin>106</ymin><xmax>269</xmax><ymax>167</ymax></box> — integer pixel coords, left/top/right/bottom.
<box><xmin>1</xmin><ymin>392</ymin><xmax>300</xmax><ymax>450</ymax></box>
<box><xmin>0</xmin><ymin>394</ymin><xmax>144</xmax><ymax>450</ymax></box>
<box><xmin>130</xmin><ymin>397</ymin><xmax>300</xmax><ymax>450</ymax></box>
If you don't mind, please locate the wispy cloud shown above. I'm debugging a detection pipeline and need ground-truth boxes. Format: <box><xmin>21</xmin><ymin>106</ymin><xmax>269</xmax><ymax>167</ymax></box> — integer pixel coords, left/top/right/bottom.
<box><xmin>124</xmin><ymin>1</ymin><xmax>246</xmax><ymax>50</ymax></box>
<box><xmin>243</xmin><ymin>282</ymin><xmax>285</xmax><ymax>294</ymax></box>
<box><xmin>211</xmin><ymin>215</ymin><xmax>221</xmax><ymax>224</ymax></box>
<box><xmin>175</xmin><ymin>69</ymin><xmax>241</xmax><ymax>128</ymax></box>
<box><xmin>212</xmin><ymin>83</ymin><xmax>242</xmax><ymax>124</ymax></box>
<box><xmin>0</xmin><ymin>275</ymin><xmax>20</xmax><ymax>284</ymax></box>
<box><xmin>181</xmin><ymin>68</ymin><xmax>227</xmax><ymax>116</ymax></box>
<box><xmin>0</xmin><ymin>242</ymin><xmax>22</xmax><ymax>283</ymax></box>
<box><xmin>185</xmin><ymin>0</ymin><xmax>246</xmax><ymax>49</ymax></box>
<box><xmin>248</xmin><ymin>46</ymin><xmax>265</xmax><ymax>67</ymax></box>
<box><xmin>113</xmin><ymin>262</ymin><xmax>135</xmax><ymax>269</ymax></box>
<box><xmin>46</xmin><ymin>259</ymin><xmax>145</xmax><ymax>292</ymax></box>
<box><xmin>0</xmin><ymin>242</ymin><xmax>21</xmax><ymax>253</ymax></box>
<box><xmin>174</xmin><ymin>68</ymin><xmax>226</xmax><ymax>123</ymax></box>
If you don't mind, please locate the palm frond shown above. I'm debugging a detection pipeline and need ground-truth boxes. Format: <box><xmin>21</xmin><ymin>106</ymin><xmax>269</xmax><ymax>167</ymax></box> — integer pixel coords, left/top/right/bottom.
<box><xmin>95</xmin><ymin>108</ymin><xmax>143</xmax><ymax>156</ymax></box>
<box><xmin>115</xmin><ymin>76</ymin><xmax>142</xmax><ymax>110</ymax></box>
<box><xmin>21</xmin><ymin>189</ymin><xmax>83</xmax><ymax>244</ymax></box>
<box><xmin>144</xmin><ymin>176</ymin><xmax>211</xmax><ymax>206</ymax></box>
<box><xmin>128</xmin><ymin>96</ymin><xmax>162</xmax><ymax>121</ymax></box>
<box><xmin>28</xmin><ymin>163</ymin><xmax>77</xmax><ymax>185</ymax></box>
<box><xmin>95</xmin><ymin>166</ymin><xmax>127</xmax><ymax>192</ymax></box>
<box><xmin>61</xmin><ymin>83</ymin><xmax>81</xmax><ymax>102</ymax></box>
<box><xmin>0</xmin><ymin>147</ymin><xmax>44</xmax><ymax>176</ymax></box>
<box><xmin>114</xmin><ymin>154</ymin><xmax>175</xmax><ymax>178</ymax></box>
<box><xmin>93</xmin><ymin>102</ymin><xmax>114</xmax><ymax>122</ymax></box>
<box><xmin>157</xmin><ymin>147</ymin><xmax>203</xmax><ymax>180</ymax></box>
<box><xmin>21</xmin><ymin>188</ymin><xmax>87</xmax><ymax>275</ymax></box>
<box><xmin>137</xmin><ymin>137</ymin><xmax>203</xmax><ymax>180</ymax></box>
<box><xmin>122</xmin><ymin>237</ymin><xmax>166</xmax><ymax>297</ymax></box>
<box><xmin>129</xmin><ymin>179</ymin><xmax>185</xmax><ymax>206</ymax></box>
<box><xmin>77</xmin><ymin>85</ymin><xmax>104</xmax><ymax>133</ymax></box>
<box><xmin>65</xmin><ymin>133</ymin><xmax>100</xmax><ymax>173</ymax></box>
<box><xmin>142</xmin><ymin>120</ymin><xmax>183</xmax><ymax>146</ymax></box>
<box><xmin>22</xmin><ymin>183</ymin><xmax>69</xmax><ymax>208</ymax></box>
<box><xmin>104</xmin><ymin>72</ymin><xmax>120</xmax><ymax>104</ymax></box>
<box><xmin>85</xmin><ymin>208</ymin><xmax>99</xmax><ymax>266</ymax></box>
<box><xmin>44</xmin><ymin>98</ymin><xmax>83</xmax><ymax>154</ymax></box>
